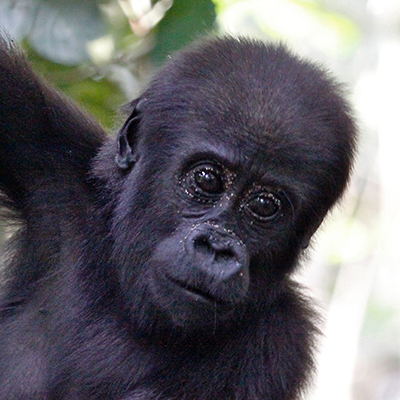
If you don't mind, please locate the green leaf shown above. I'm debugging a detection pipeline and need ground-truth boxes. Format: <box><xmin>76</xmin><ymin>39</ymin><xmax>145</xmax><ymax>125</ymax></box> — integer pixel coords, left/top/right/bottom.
<box><xmin>26</xmin><ymin>49</ymin><xmax>124</xmax><ymax>130</ymax></box>
<box><xmin>62</xmin><ymin>78</ymin><xmax>124</xmax><ymax>130</ymax></box>
<box><xmin>151</xmin><ymin>0</ymin><xmax>216</xmax><ymax>65</ymax></box>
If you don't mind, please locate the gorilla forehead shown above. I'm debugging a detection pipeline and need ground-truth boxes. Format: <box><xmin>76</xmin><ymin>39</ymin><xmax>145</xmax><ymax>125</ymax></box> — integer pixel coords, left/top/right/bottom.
<box><xmin>141</xmin><ymin>37</ymin><xmax>348</xmax><ymax>149</ymax></box>
<box><xmin>139</xmin><ymin>94</ymin><xmax>334</xmax><ymax>188</ymax></box>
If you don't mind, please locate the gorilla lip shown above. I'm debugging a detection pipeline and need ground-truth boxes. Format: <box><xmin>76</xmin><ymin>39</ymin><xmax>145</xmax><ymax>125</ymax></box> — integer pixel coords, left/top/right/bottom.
<box><xmin>168</xmin><ymin>276</ymin><xmax>222</xmax><ymax>304</ymax></box>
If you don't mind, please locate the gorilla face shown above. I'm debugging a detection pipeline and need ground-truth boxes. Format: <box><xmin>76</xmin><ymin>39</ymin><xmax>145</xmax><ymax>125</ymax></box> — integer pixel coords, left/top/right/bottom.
<box><xmin>110</xmin><ymin>70</ymin><xmax>352</xmax><ymax>333</ymax></box>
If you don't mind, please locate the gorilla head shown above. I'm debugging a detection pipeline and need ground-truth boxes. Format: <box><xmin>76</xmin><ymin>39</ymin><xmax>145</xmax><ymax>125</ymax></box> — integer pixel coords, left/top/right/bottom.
<box><xmin>93</xmin><ymin>38</ymin><xmax>356</xmax><ymax>336</ymax></box>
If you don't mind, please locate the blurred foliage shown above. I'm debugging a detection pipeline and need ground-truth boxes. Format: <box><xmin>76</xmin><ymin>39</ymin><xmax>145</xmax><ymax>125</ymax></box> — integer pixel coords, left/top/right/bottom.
<box><xmin>0</xmin><ymin>0</ymin><xmax>217</xmax><ymax>130</ymax></box>
<box><xmin>0</xmin><ymin>0</ymin><xmax>359</xmax><ymax>130</ymax></box>
<box><xmin>0</xmin><ymin>0</ymin><xmax>361</xmax><ymax>131</ymax></box>
<box><xmin>0</xmin><ymin>0</ymin><xmax>109</xmax><ymax>65</ymax></box>
<box><xmin>215</xmin><ymin>0</ymin><xmax>360</xmax><ymax>59</ymax></box>
<box><xmin>24</xmin><ymin>48</ymin><xmax>125</xmax><ymax>129</ymax></box>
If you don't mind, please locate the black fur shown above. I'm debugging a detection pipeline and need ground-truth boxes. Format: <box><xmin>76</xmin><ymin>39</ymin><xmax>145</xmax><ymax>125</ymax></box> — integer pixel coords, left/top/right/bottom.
<box><xmin>0</xmin><ymin>35</ymin><xmax>356</xmax><ymax>399</ymax></box>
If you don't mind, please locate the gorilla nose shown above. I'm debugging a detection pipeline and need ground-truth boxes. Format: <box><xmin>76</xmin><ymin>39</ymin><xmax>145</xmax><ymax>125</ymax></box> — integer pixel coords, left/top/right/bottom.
<box><xmin>184</xmin><ymin>224</ymin><xmax>249</xmax><ymax>281</ymax></box>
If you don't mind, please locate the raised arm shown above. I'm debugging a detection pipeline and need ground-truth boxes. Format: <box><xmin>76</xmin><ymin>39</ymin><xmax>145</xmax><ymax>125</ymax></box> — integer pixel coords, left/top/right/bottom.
<box><xmin>0</xmin><ymin>36</ymin><xmax>107</xmax><ymax>213</ymax></box>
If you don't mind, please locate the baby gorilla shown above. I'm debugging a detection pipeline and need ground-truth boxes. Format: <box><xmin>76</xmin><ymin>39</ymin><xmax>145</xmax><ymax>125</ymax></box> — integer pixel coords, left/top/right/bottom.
<box><xmin>0</xmin><ymin>36</ymin><xmax>356</xmax><ymax>399</ymax></box>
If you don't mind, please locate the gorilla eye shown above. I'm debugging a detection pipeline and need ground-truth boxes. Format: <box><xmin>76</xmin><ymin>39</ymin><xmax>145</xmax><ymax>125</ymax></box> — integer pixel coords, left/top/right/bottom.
<box><xmin>194</xmin><ymin>168</ymin><xmax>223</xmax><ymax>194</ymax></box>
<box><xmin>246</xmin><ymin>192</ymin><xmax>281</xmax><ymax>221</ymax></box>
<box><xmin>182</xmin><ymin>163</ymin><xmax>225</xmax><ymax>200</ymax></box>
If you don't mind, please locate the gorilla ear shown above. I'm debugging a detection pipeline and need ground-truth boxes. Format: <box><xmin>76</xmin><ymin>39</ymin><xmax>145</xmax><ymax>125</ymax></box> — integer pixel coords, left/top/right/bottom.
<box><xmin>115</xmin><ymin>98</ymin><xmax>146</xmax><ymax>170</ymax></box>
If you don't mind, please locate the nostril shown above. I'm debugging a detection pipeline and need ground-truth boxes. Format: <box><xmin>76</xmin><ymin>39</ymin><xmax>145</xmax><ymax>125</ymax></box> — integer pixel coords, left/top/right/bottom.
<box><xmin>193</xmin><ymin>233</ymin><xmax>237</xmax><ymax>264</ymax></box>
<box><xmin>215</xmin><ymin>248</ymin><xmax>235</xmax><ymax>263</ymax></box>
<box><xmin>193</xmin><ymin>234</ymin><xmax>213</xmax><ymax>254</ymax></box>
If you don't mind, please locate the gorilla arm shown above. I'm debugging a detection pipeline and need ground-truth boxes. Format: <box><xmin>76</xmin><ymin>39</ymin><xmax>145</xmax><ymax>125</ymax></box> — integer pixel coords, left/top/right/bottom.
<box><xmin>0</xmin><ymin>36</ymin><xmax>106</xmax><ymax>212</ymax></box>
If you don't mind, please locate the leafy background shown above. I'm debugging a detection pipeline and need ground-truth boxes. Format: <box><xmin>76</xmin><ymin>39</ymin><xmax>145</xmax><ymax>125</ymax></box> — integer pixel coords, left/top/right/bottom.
<box><xmin>1</xmin><ymin>1</ymin><xmax>399</xmax><ymax>400</ymax></box>
<box><xmin>0</xmin><ymin>0</ymin><xmax>217</xmax><ymax>128</ymax></box>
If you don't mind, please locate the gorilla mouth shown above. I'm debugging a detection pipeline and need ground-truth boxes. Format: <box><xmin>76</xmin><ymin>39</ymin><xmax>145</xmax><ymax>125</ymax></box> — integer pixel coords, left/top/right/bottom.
<box><xmin>169</xmin><ymin>277</ymin><xmax>219</xmax><ymax>303</ymax></box>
